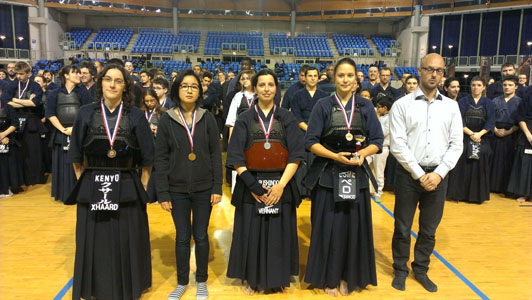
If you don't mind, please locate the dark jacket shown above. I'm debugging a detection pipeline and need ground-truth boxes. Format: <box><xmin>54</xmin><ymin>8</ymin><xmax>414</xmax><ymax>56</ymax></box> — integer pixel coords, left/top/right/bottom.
<box><xmin>154</xmin><ymin>107</ymin><xmax>223</xmax><ymax>202</ymax></box>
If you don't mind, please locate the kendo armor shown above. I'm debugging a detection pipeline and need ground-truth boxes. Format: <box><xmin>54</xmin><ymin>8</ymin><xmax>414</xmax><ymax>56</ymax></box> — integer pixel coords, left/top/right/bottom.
<box><xmin>236</xmin><ymin>94</ymin><xmax>253</xmax><ymax>116</ymax></box>
<box><xmin>55</xmin><ymin>91</ymin><xmax>80</xmax><ymax>127</ymax></box>
<box><xmin>82</xmin><ymin>107</ymin><xmax>140</xmax><ymax>169</ymax></box>
<box><xmin>321</xmin><ymin>102</ymin><xmax>366</xmax><ymax>152</ymax></box>
<box><xmin>464</xmin><ymin>104</ymin><xmax>486</xmax><ymax>132</ymax></box>
<box><xmin>243</xmin><ymin>113</ymin><xmax>288</xmax><ymax>171</ymax></box>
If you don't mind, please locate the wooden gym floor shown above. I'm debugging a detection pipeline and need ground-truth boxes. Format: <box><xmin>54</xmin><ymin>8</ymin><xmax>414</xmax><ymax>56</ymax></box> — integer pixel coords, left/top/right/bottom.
<box><xmin>0</xmin><ymin>176</ymin><xmax>531</xmax><ymax>300</ymax></box>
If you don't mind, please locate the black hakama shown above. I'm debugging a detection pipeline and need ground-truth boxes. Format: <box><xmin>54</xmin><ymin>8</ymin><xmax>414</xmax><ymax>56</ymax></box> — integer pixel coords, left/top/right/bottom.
<box><xmin>18</xmin><ymin>114</ymin><xmax>47</xmax><ymax>185</ymax></box>
<box><xmin>70</xmin><ymin>171</ymin><xmax>151</xmax><ymax>300</ymax></box>
<box><xmin>0</xmin><ymin>104</ymin><xmax>23</xmax><ymax>194</ymax></box>
<box><xmin>50</xmin><ymin>133</ymin><xmax>76</xmax><ymax>202</ymax></box>
<box><xmin>447</xmin><ymin>139</ymin><xmax>491</xmax><ymax>203</ymax></box>
<box><xmin>489</xmin><ymin>131</ymin><xmax>517</xmax><ymax>194</ymax></box>
<box><xmin>305</xmin><ymin>185</ymin><xmax>377</xmax><ymax>291</ymax></box>
<box><xmin>507</xmin><ymin>120</ymin><xmax>532</xmax><ymax>198</ymax></box>
<box><xmin>384</xmin><ymin>153</ymin><xmax>398</xmax><ymax>188</ymax></box>
<box><xmin>226</xmin><ymin>178</ymin><xmax>300</xmax><ymax>290</ymax></box>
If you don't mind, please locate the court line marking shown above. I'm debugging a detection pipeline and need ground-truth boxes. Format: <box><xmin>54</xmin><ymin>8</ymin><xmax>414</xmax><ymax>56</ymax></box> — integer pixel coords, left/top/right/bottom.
<box><xmin>373</xmin><ymin>197</ymin><xmax>490</xmax><ymax>300</ymax></box>
<box><xmin>519</xmin><ymin>205</ymin><xmax>532</xmax><ymax>207</ymax></box>
<box><xmin>53</xmin><ymin>277</ymin><xmax>72</xmax><ymax>300</ymax></box>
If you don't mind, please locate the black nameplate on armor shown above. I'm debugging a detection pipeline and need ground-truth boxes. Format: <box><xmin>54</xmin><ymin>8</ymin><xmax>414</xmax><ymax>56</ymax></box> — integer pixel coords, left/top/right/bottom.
<box><xmin>334</xmin><ymin>168</ymin><xmax>357</xmax><ymax>202</ymax></box>
<box><xmin>0</xmin><ymin>144</ymin><xmax>9</xmax><ymax>154</ymax></box>
<box><xmin>256</xmin><ymin>173</ymin><xmax>281</xmax><ymax>215</ymax></box>
<box><xmin>91</xmin><ymin>171</ymin><xmax>121</xmax><ymax>211</ymax></box>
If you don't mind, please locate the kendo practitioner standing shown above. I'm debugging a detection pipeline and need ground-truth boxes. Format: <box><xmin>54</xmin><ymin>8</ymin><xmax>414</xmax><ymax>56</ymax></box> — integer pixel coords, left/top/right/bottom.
<box><xmin>489</xmin><ymin>75</ymin><xmax>521</xmax><ymax>194</ymax></box>
<box><xmin>304</xmin><ymin>58</ymin><xmax>383</xmax><ymax>296</ymax></box>
<box><xmin>67</xmin><ymin>64</ymin><xmax>154</xmax><ymax>300</ymax></box>
<box><xmin>507</xmin><ymin>87</ymin><xmax>532</xmax><ymax>203</ymax></box>
<box><xmin>226</xmin><ymin>69</ymin><xmax>304</xmax><ymax>295</ymax></box>
<box><xmin>0</xmin><ymin>100</ymin><xmax>23</xmax><ymax>197</ymax></box>
<box><xmin>290</xmin><ymin>66</ymin><xmax>328</xmax><ymax>198</ymax></box>
<box><xmin>1</xmin><ymin>61</ymin><xmax>46</xmax><ymax>186</ymax></box>
<box><xmin>46</xmin><ymin>66</ymin><xmax>92</xmax><ymax>202</ymax></box>
<box><xmin>447</xmin><ymin>76</ymin><xmax>495</xmax><ymax>204</ymax></box>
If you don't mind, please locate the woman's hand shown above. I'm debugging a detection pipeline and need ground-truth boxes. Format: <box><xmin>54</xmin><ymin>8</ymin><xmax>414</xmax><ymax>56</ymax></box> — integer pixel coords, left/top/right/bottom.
<box><xmin>210</xmin><ymin>194</ymin><xmax>222</xmax><ymax>206</ymax></box>
<box><xmin>335</xmin><ymin>152</ymin><xmax>359</xmax><ymax>166</ymax></box>
<box><xmin>265</xmin><ymin>183</ymin><xmax>285</xmax><ymax>206</ymax></box>
<box><xmin>470</xmin><ymin>132</ymin><xmax>482</xmax><ymax>143</ymax></box>
<box><xmin>494</xmin><ymin>127</ymin><xmax>505</xmax><ymax>137</ymax></box>
<box><xmin>64</xmin><ymin>127</ymin><xmax>73</xmax><ymax>136</ymax></box>
<box><xmin>251</xmin><ymin>186</ymin><xmax>268</xmax><ymax>203</ymax></box>
<box><xmin>160</xmin><ymin>201</ymin><xmax>172</xmax><ymax>212</ymax></box>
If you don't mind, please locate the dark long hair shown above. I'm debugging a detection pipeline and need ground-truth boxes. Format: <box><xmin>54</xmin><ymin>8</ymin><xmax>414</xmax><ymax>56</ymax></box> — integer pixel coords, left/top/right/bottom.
<box><xmin>169</xmin><ymin>69</ymin><xmax>203</xmax><ymax>109</ymax></box>
<box><xmin>58</xmin><ymin>65</ymin><xmax>80</xmax><ymax>87</ymax></box>
<box><xmin>94</xmin><ymin>64</ymin><xmax>135</xmax><ymax>107</ymax></box>
<box><xmin>141</xmin><ymin>88</ymin><xmax>164</xmax><ymax>118</ymax></box>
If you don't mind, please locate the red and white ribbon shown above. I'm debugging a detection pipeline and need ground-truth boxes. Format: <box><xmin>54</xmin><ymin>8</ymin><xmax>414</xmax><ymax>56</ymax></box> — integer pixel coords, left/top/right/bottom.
<box><xmin>254</xmin><ymin>104</ymin><xmax>276</xmax><ymax>142</ymax></box>
<box><xmin>101</xmin><ymin>100</ymin><xmax>124</xmax><ymax>149</ymax></box>
<box><xmin>176</xmin><ymin>107</ymin><xmax>197</xmax><ymax>152</ymax></box>
<box><xmin>333</xmin><ymin>93</ymin><xmax>355</xmax><ymax>131</ymax></box>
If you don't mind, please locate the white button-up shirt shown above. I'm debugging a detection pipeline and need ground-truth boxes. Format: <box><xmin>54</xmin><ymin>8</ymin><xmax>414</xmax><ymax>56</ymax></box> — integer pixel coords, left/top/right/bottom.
<box><xmin>389</xmin><ymin>87</ymin><xmax>463</xmax><ymax>180</ymax></box>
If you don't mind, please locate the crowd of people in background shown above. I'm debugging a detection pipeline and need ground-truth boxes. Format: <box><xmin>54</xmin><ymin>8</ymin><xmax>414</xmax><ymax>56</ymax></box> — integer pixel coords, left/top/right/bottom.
<box><xmin>0</xmin><ymin>54</ymin><xmax>531</xmax><ymax>300</ymax></box>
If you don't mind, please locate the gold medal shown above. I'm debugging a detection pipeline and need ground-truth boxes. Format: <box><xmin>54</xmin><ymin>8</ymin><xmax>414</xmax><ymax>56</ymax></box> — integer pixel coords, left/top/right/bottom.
<box><xmin>188</xmin><ymin>153</ymin><xmax>196</xmax><ymax>161</ymax></box>
<box><xmin>345</xmin><ymin>132</ymin><xmax>353</xmax><ymax>141</ymax></box>
<box><xmin>107</xmin><ymin>148</ymin><xmax>117</xmax><ymax>158</ymax></box>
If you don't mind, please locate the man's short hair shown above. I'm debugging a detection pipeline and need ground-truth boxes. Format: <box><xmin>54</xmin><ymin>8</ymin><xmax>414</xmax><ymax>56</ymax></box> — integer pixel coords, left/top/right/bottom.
<box><xmin>152</xmin><ymin>77</ymin><xmax>169</xmax><ymax>89</ymax></box>
<box><xmin>14</xmin><ymin>61</ymin><xmax>31</xmax><ymax>73</ymax></box>
<box><xmin>380</xmin><ymin>67</ymin><xmax>392</xmax><ymax>74</ymax></box>
<box><xmin>502</xmin><ymin>75</ymin><xmax>519</xmax><ymax>85</ymax></box>
<box><xmin>501</xmin><ymin>62</ymin><xmax>515</xmax><ymax>70</ymax></box>
<box><xmin>202</xmin><ymin>71</ymin><xmax>213</xmax><ymax>80</ymax></box>
<box><xmin>79</xmin><ymin>61</ymin><xmax>97</xmax><ymax>77</ymax></box>
<box><xmin>305</xmin><ymin>66</ymin><xmax>319</xmax><ymax>76</ymax></box>
<box><xmin>377</xmin><ymin>96</ymin><xmax>394</xmax><ymax>111</ymax></box>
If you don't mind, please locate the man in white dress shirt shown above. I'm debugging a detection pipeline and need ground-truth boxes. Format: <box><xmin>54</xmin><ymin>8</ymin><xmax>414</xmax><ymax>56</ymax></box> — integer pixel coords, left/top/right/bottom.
<box><xmin>389</xmin><ymin>53</ymin><xmax>463</xmax><ymax>292</ymax></box>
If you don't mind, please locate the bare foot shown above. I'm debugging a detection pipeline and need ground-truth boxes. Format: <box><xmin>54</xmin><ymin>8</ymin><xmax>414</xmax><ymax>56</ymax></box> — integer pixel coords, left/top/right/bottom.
<box><xmin>338</xmin><ymin>280</ymin><xmax>349</xmax><ymax>296</ymax></box>
<box><xmin>243</xmin><ymin>285</ymin><xmax>255</xmax><ymax>295</ymax></box>
<box><xmin>325</xmin><ymin>287</ymin><xmax>338</xmax><ymax>297</ymax></box>
<box><xmin>517</xmin><ymin>197</ymin><xmax>526</xmax><ymax>203</ymax></box>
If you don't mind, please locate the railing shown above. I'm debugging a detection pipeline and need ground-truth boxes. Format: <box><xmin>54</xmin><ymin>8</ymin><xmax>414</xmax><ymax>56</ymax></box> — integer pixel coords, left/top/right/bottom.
<box><xmin>447</xmin><ymin>55</ymin><xmax>523</xmax><ymax>66</ymax></box>
<box><xmin>342</xmin><ymin>48</ymin><xmax>374</xmax><ymax>57</ymax></box>
<box><xmin>0</xmin><ymin>48</ymin><xmax>30</xmax><ymax>59</ymax></box>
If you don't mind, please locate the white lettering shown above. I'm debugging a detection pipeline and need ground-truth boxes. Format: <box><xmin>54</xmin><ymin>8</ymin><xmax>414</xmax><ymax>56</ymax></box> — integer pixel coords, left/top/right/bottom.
<box><xmin>258</xmin><ymin>205</ymin><xmax>280</xmax><ymax>214</ymax></box>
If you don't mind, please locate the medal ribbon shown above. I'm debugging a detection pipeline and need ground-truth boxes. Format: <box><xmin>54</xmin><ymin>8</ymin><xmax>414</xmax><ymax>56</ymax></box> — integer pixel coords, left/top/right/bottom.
<box><xmin>334</xmin><ymin>93</ymin><xmax>355</xmax><ymax>131</ymax></box>
<box><xmin>101</xmin><ymin>100</ymin><xmax>124</xmax><ymax>149</ymax></box>
<box><xmin>254</xmin><ymin>104</ymin><xmax>276</xmax><ymax>142</ymax></box>
<box><xmin>160</xmin><ymin>98</ymin><xmax>167</xmax><ymax>109</ymax></box>
<box><xmin>245</xmin><ymin>93</ymin><xmax>254</xmax><ymax>108</ymax></box>
<box><xmin>18</xmin><ymin>80</ymin><xmax>30</xmax><ymax>99</ymax></box>
<box><xmin>176</xmin><ymin>107</ymin><xmax>197</xmax><ymax>152</ymax></box>
<box><xmin>145</xmin><ymin>110</ymin><xmax>155</xmax><ymax>123</ymax></box>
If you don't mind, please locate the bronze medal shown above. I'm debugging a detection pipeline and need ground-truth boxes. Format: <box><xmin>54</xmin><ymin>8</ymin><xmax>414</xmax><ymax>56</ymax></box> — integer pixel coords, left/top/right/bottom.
<box><xmin>107</xmin><ymin>148</ymin><xmax>117</xmax><ymax>158</ymax></box>
<box><xmin>345</xmin><ymin>132</ymin><xmax>353</xmax><ymax>141</ymax></box>
<box><xmin>188</xmin><ymin>153</ymin><xmax>196</xmax><ymax>161</ymax></box>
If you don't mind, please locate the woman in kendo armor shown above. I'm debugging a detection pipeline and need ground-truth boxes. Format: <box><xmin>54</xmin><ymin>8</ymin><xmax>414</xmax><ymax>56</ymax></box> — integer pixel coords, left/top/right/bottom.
<box><xmin>226</xmin><ymin>69</ymin><xmax>305</xmax><ymax>295</ymax></box>
<box><xmin>67</xmin><ymin>64</ymin><xmax>154</xmax><ymax>300</ymax></box>
<box><xmin>304</xmin><ymin>57</ymin><xmax>383</xmax><ymax>296</ymax></box>
<box><xmin>447</xmin><ymin>76</ymin><xmax>495</xmax><ymax>204</ymax></box>
<box><xmin>46</xmin><ymin>65</ymin><xmax>92</xmax><ymax>202</ymax></box>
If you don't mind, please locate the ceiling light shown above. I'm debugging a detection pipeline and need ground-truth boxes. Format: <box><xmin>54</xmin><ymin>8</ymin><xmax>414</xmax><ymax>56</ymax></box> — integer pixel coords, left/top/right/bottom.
<box><xmin>0</xmin><ymin>35</ymin><xmax>6</xmax><ymax>40</ymax></box>
<box><xmin>17</xmin><ymin>36</ymin><xmax>24</xmax><ymax>41</ymax></box>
